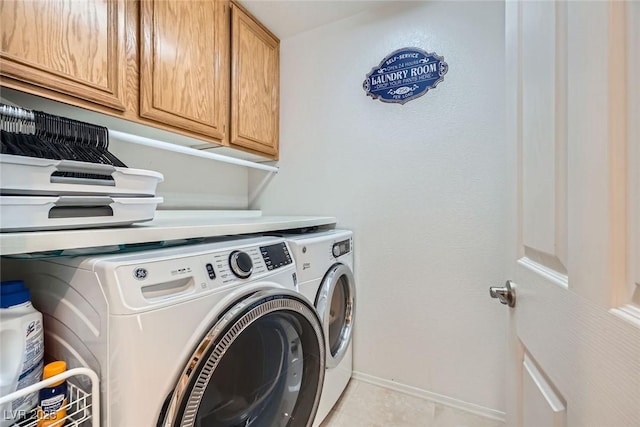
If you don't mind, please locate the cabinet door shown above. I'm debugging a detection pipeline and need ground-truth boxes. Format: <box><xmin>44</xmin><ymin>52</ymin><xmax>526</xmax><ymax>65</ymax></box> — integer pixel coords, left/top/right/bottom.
<box><xmin>140</xmin><ymin>0</ymin><xmax>229</xmax><ymax>141</ymax></box>
<box><xmin>231</xmin><ymin>4</ymin><xmax>279</xmax><ymax>158</ymax></box>
<box><xmin>0</xmin><ymin>0</ymin><xmax>127</xmax><ymax>111</ymax></box>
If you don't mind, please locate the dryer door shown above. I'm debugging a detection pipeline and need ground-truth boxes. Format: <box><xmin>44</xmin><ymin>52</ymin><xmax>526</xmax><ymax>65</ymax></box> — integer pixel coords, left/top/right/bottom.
<box><xmin>316</xmin><ymin>263</ymin><xmax>356</xmax><ymax>369</ymax></box>
<box><xmin>161</xmin><ymin>289</ymin><xmax>325</xmax><ymax>427</ymax></box>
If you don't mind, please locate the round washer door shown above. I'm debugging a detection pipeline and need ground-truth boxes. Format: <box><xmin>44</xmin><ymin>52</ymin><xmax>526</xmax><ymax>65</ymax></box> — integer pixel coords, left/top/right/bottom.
<box><xmin>316</xmin><ymin>263</ymin><xmax>356</xmax><ymax>369</ymax></box>
<box><xmin>161</xmin><ymin>289</ymin><xmax>325</xmax><ymax>427</ymax></box>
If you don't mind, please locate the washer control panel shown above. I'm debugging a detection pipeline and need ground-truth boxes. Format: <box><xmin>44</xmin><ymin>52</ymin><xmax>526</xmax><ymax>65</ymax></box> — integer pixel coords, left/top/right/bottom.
<box><xmin>110</xmin><ymin>237</ymin><xmax>296</xmax><ymax>312</ymax></box>
<box><xmin>260</xmin><ymin>242</ymin><xmax>293</xmax><ymax>271</ymax></box>
<box><xmin>212</xmin><ymin>246</ymin><xmax>266</xmax><ymax>285</ymax></box>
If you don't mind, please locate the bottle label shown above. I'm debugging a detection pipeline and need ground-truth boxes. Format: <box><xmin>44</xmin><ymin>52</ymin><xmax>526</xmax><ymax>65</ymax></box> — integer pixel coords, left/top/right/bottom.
<box><xmin>40</xmin><ymin>394</ymin><xmax>66</xmax><ymax>417</ymax></box>
<box><xmin>13</xmin><ymin>319</ymin><xmax>44</xmax><ymax>411</ymax></box>
<box><xmin>23</xmin><ymin>319</ymin><xmax>44</xmax><ymax>372</ymax></box>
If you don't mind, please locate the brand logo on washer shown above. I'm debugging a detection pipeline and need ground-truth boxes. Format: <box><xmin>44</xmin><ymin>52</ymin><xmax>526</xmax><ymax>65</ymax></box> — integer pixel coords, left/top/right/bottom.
<box><xmin>133</xmin><ymin>267</ymin><xmax>148</xmax><ymax>280</ymax></box>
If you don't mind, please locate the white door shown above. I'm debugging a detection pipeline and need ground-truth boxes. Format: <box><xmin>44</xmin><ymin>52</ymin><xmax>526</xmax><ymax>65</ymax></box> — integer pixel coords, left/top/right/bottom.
<box><xmin>503</xmin><ymin>1</ymin><xmax>640</xmax><ymax>426</ymax></box>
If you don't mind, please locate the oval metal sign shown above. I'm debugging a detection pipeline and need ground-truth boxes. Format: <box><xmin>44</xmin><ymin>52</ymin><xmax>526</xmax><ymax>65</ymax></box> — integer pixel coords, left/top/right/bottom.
<box><xmin>363</xmin><ymin>47</ymin><xmax>448</xmax><ymax>105</ymax></box>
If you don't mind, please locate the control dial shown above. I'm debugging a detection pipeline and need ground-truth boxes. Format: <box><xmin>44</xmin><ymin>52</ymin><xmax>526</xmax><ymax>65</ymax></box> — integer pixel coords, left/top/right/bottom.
<box><xmin>332</xmin><ymin>244</ymin><xmax>341</xmax><ymax>258</ymax></box>
<box><xmin>229</xmin><ymin>250</ymin><xmax>253</xmax><ymax>278</ymax></box>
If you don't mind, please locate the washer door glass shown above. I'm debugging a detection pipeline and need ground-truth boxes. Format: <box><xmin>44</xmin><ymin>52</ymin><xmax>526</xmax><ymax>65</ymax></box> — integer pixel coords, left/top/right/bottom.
<box><xmin>316</xmin><ymin>263</ymin><xmax>355</xmax><ymax>369</ymax></box>
<box><xmin>162</xmin><ymin>290</ymin><xmax>325</xmax><ymax>427</ymax></box>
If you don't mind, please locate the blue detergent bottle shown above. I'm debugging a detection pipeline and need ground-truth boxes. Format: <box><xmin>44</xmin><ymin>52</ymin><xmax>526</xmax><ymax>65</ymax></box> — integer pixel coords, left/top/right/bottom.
<box><xmin>0</xmin><ymin>280</ymin><xmax>44</xmax><ymax>426</ymax></box>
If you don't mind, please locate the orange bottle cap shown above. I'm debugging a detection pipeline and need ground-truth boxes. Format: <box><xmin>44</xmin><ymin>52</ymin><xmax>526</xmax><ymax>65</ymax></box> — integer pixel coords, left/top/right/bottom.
<box><xmin>43</xmin><ymin>361</ymin><xmax>67</xmax><ymax>386</ymax></box>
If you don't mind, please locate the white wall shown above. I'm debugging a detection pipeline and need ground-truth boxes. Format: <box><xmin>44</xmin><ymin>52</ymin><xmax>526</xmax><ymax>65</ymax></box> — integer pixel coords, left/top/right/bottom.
<box><xmin>251</xmin><ymin>1</ymin><xmax>508</xmax><ymax>413</ymax></box>
<box><xmin>1</xmin><ymin>88</ymin><xmax>249</xmax><ymax>209</ymax></box>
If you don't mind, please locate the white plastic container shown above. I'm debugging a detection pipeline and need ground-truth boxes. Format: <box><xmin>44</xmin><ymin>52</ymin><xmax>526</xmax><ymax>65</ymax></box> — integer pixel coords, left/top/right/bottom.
<box><xmin>0</xmin><ymin>195</ymin><xmax>163</xmax><ymax>231</ymax></box>
<box><xmin>0</xmin><ymin>154</ymin><xmax>164</xmax><ymax>197</ymax></box>
<box><xmin>0</xmin><ymin>280</ymin><xmax>44</xmax><ymax>427</ymax></box>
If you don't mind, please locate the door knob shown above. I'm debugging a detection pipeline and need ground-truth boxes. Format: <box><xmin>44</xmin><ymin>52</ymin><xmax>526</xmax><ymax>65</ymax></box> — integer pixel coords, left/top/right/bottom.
<box><xmin>489</xmin><ymin>280</ymin><xmax>516</xmax><ymax>307</ymax></box>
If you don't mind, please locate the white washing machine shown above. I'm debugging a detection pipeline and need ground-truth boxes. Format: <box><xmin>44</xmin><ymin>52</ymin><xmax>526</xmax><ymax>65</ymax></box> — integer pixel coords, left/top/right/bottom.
<box><xmin>279</xmin><ymin>230</ymin><xmax>355</xmax><ymax>426</ymax></box>
<box><xmin>2</xmin><ymin>236</ymin><xmax>327</xmax><ymax>427</ymax></box>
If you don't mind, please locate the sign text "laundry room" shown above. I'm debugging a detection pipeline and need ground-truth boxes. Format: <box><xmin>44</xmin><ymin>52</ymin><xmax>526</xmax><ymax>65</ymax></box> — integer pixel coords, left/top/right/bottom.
<box><xmin>363</xmin><ymin>48</ymin><xmax>448</xmax><ymax>105</ymax></box>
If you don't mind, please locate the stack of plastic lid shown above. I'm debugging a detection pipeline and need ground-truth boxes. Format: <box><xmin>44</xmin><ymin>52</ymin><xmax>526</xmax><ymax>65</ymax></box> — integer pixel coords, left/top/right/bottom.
<box><xmin>0</xmin><ymin>105</ymin><xmax>164</xmax><ymax>231</ymax></box>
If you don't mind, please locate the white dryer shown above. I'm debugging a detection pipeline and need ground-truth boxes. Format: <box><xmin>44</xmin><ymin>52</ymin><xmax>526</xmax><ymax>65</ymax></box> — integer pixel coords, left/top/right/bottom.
<box><xmin>2</xmin><ymin>236</ymin><xmax>326</xmax><ymax>427</ymax></box>
<box><xmin>280</xmin><ymin>230</ymin><xmax>355</xmax><ymax>426</ymax></box>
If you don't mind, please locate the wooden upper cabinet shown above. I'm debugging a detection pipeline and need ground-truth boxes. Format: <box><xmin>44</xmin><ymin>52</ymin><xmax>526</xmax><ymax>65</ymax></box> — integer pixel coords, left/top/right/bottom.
<box><xmin>1</xmin><ymin>0</ymin><xmax>280</xmax><ymax>158</ymax></box>
<box><xmin>140</xmin><ymin>0</ymin><xmax>229</xmax><ymax>141</ymax></box>
<box><xmin>0</xmin><ymin>0</ymin><xmax>127</xmax><ymax>111</ymax></box>
<box><xmin>231</xmin><ymin>4</ymin><xmax>280</xmax><ymax>158</ymax></box>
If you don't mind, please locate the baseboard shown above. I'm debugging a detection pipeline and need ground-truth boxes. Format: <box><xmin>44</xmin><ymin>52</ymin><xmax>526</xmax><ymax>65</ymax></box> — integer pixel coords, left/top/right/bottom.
<box><xmin>351</xmin><ymin>371</ymin><xmax>506</xmax><ymax>422</ymax></box>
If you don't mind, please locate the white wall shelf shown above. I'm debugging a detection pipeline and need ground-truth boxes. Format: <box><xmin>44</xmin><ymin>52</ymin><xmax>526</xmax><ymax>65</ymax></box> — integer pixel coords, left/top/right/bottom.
<box><xmin>109</xmin><ymin>130</ymin><xmax>279</xmax><ymax>173</ymax></box>
<box><xmin>0</xmin><ymin>211</ymin><xmax>336</xmax><ymax>256</ymax></box>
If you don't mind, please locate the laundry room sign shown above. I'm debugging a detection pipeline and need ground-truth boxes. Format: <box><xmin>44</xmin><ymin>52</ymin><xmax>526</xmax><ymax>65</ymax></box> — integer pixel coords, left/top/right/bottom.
<box><xmin>363</xmin><ymin>47</ymin><xmax>448</xmax><ymax>105</ymax></box>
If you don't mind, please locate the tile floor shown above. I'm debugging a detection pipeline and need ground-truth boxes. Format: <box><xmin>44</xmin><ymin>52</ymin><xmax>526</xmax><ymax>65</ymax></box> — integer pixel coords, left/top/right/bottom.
<box><xmin>319</xmin><ymin>379</ymin><xmax>505</xmax><ymax>427</ymax></box>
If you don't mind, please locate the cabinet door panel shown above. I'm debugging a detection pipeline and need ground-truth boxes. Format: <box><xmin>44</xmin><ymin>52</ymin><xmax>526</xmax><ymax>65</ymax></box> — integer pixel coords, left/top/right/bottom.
<box><xmin>140</xmin><ymin>0</ymin><xmax>228</xmax><ymax>141</ymax></box>
<box><xmin>0</xmin><ymin>0</ymin><xmax>127</xmax><ymax>110</ymax></box>
<box><xmin>231</xmin><ymin>5</ymin><xmax>279</xmax><ymax>157</ymax></box>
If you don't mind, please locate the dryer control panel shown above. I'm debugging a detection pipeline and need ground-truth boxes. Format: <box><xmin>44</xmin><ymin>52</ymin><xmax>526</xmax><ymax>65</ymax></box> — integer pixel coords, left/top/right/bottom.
<box><xmin>332</xmin><ymin>239</ymin><xmax>352</xmax><ymax>258</ymax></box>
